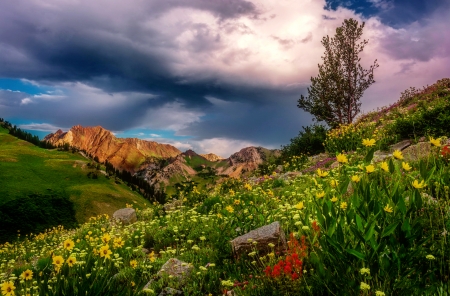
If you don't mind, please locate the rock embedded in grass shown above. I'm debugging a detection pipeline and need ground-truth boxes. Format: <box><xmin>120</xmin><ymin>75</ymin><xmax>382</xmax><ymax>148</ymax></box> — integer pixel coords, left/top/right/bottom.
<box><xmin>389</xmin><ymin>140</ymin><xmax>412</xmax><ymax>152</ymax></box>
<box><xmin>112</xmin><ymin>208</ymin><xmax>137</xmax><ymax>225</ymax></box>
<box><xmin>230</xmin><ymin>221</ymin><xmax>287</xmax><ymax>258</ymax></box>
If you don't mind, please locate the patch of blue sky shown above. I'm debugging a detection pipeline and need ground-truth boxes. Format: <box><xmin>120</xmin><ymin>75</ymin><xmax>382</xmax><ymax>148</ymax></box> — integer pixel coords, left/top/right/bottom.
<box><xmin>0</xmin><ymin>78</ymin><xmax>52</xmax><ymax>95</ymax></box>
<box><xmin>114</xmin><ymin>128</ymin><xmax>191</xmax><ymax>141</ymax></box>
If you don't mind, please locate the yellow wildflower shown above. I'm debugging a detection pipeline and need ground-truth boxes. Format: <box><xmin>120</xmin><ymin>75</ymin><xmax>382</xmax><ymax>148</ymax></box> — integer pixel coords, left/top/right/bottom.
<box><xmin>330</xmin><ymin>179</ymin><xmax>338</xmax><ymax>188</ymax></box>
<box><xmin>225</xmin><ymin>206</ymin><xmax>234</xmax><ymax>213</ymax></box>
<box><xmin>149</xmin><ymin>251</ymin><xmax>156</xmax><ymax>262</ymax></box>
<box><xmin>316</xmin><ymin>191</ymin><xmax>325</xmax><ymax>198</ymax></box>
<box><xmin>331</xmin><ymin>196</ymin><xmax>338</xmax><ymax>203</ymax></box>
<box><xmin>412</xmin><ymin>179</ymin><xmax>426</xmax><ymax>189</ymax></box>
<box><xmin>234</xmin><ymin>199</ymin><xmax>241</xmax><ymax>205</ymax></box>
<box><xmin>340</xmin><ymin>202</ymin><xmax>348</xmax><ymax>210</ymax></box>
<box><xmin>99</xmin><ymin>245</ymin><xmax>112</xmax><ymax>259</ymax></box>
<box><xmin>113</xmin><ymin>237</ymin><xmax>125</xmax><ymax>248</ymax></box>
<box><xmin>1</xmin><ymin>281</ymin><xmax>15</xmax><ymax>296</ymax></box>
<box><xmin>402</xmin><ymin>162</ymin><xmax>412</xmax><ymax>171</ymax></box>
<box><xmin>66</xmin><ymin>257</ymin><xmax>77</xmax><ymax>267</ymax></box>
<box><xmin>351</xmin><ymin>175</ymin><xmax>360</xmax><ymax>183</ymax></box>
<box><xmin>384</xmin><ymin>205</ymin><xmax>393</xmax><ymax>213</ymax></box>
<box><xmin>380</xmin><ymin>161</ymin><xmax>389</xmax><ymax>172</ymax></box>
<box><xmin>130</xmin><ymin>260</ymin><xmax>138</xmax><ymax>269</ymax></box>
<box><xmin>336</xmin><ymin>153</ymin><xmax>348</xmax><ymax>164</ymax></box>
<box><xmin>20</xmin><ymin>269</ymin><xmax>33</xmax><ymax>281</ymax></box>
<box><xmin>63</xmin><ymin>239</ymin><xmax>75</xmax><ymax>251</ymax></box>
<box><xmin>429</xmin><ymin>137</ymin><xmax>441</xmax><ymax>147</ymax></box>
<box><xmin>393</xmin><ymin>150</ymin><xmax>403</xmax><ymax>160</ymax></box>
<box><xmin>362</xmin><ymin>138</ymin><xmax>376</xmax><ymax>147</ymax></box>
<box><xmin>102</xmin><ymin>233</ymin><xmax>111</xmax><ymax>244</ymax></box>
<box><xmin>316</xmin><ymin>168</ymin><xmax>328</xmax><ymax>178</ymax></box>
<box><xmin>365</xmin><ymin>164</ymin><xmax>375</xmax><ymax>174</ymax></box>
<box><xmin>295</xmin><ymin>202</ymin><xmax>304</xmax><ymax>210</ymax></box>
<box><xmin>244</xmin><ymin>183</ymin><xmax>252</xmax><ymax>191</ymax></box>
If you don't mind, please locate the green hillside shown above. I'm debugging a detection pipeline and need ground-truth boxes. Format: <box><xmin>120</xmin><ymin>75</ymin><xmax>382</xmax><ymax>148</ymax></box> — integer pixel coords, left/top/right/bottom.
<box><xmin>0</xmin><ymin>126</ymin><xmax>150</xmax><ymax>241</ymax></box>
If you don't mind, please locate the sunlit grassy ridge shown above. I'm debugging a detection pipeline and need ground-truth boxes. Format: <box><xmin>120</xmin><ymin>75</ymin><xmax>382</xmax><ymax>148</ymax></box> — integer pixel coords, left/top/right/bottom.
<box><xmin>0</xmin><ymin>126</ymin><xmax>150</xmax><ymax>238</ymax></box>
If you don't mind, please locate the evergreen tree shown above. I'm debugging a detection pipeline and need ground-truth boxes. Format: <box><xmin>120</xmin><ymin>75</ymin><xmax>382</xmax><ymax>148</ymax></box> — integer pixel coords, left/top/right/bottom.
<box><xmin>298</xmin><ymin>18</ymin><xmax>379</xmax><ymax>128</ymax></box>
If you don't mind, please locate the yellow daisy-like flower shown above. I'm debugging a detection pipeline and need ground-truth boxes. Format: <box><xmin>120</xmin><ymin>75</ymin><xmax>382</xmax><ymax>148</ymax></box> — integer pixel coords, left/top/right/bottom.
<box><xmin>331</xmin><ymin>196</ymin><xmax>338</xmax><ymax>203</ymax></box>
<box><xmin>330</xmin><ymin>179</ymin><xmax>338</xmax><ymax>188</ymax></box>
<box><xmin>412</xmin><ymin>179</ymin><xmax>426</xmax><ymax>189</ymax></box>
<box><xmin>365</xmin><ymin>164</ymin><xmax>375</xmax><ymax>174</ymax></box>
<box><xmin>316</xmin><ymin>191</ymin><xmax>325</xmax><ymax>198</ymax></box>
<box><xmin>99</xmin><ymin>245</ymin><xmax>112</xmax><ymax>259</ymax></box>
<box><xmin>362</xmin><ymin>138</ymin><xmax>376</xmax><ymax>147</ymax></box>
<box><xmin>392</xmin><ymin>150</ymin><xmax>403</xmax><ymax>160</ymax></box>
<box><xmin>244</xmin><ymin>183</ymin><xmax>252</xmax><ymax>191</ymax></box>
<box><xmin>316</xmin><ymin>168</ymin><xmax>329</xmax><ymax>178</ymax></box>
<box><xmin>113</xmin><ymin>237</ymin><xmax>125</xmax><ymax>249</ymax></box>
<box><xmin>225</xmin><ymin>205</ymin><xmax>234</xmax><ymax>213</ymax></box>
<box><xmin>336</xmin><ymin>153</ymin><xmax>348</xmax><ymax>164</ymax></box>
<box><xmin>234</xmin><ymin>199</ymin><xmax>241</xmax><ymax>205</ymax></box>
<box><xmin>149</xmin><ymin>251</ymin><xmax>156</xmax><ymax>262</ymax></box>
<box><xmin>63</xmin><ymin>239</ymin><xmax>75</xmax><ymax>251</ymax></box>
<box><xmin>340</xmin><ymin>202</ymin><xmax>348</xmax><ymax>210</ymax></box>
<box><xmin>402</xmin><ymin>162</ymin><xmax>412</xmax><ymax>171</ymax></box>
<box><xmin>429</xmin><ymin>137</ymin><xmax>441</xmax><ymax>147</ymax></box>
<box><xmin>130</xmin><ymin>260</ymin><xmax>138</xmax><ymax>269</ymax></box>
<box><xmin>66</xmin><ymin>257</ymin><xmax>77</xmax><ymax>267</ymax></box>
<box><xmin>380</xmin><ymin>161</ymin><xmax>389</xmax><ymax>172</ymax></box>
<box><xmin>52</xmin><ymin>255</ymin><xmax>64</xmax><ymax>268</ymax></box>
<box><xmin>295</xmin><ymin>202</ymin><xmax>304</xmax><ymax>210</ymax></box>
<box><xmin>102</xmin><ymin>233</ymin><xmax>111</xmax><ymax>244</ymax></box>
<box><xmin>384</xmin><ymin>205</ymin><xmax>393</xmax><ymax>213</ymax></box>
<box><xmin>20</xmin><ymin>269</ymin><xmax>33</xmax><ymax>281</ymax></box>
<box><xmin>131</xmin><ymin>281</ymin><xmax>135</xmax><ymax>287</ymax></box>
<box><xmin>351</xmin><ymin>175</ymin><xmax>360</xmax><ymax>183</ymax></box>
<box><xmin>1</xmin><ymin>281</ymin><xmax>15</xmax><ymax>296</ymax></box>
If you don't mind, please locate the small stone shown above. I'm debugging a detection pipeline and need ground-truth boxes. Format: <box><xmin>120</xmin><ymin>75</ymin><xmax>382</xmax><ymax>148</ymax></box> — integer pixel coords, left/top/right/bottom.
<box><xmin>112</xmin><ymin>208</ymin><xmax>137</xmax><ymax>225</ymax></box>
<box><xmin>158</xmin><ymin>287</ymin><xmax>183</xmax><ymax>296</ymax></box>
<box><xmin>157</xmin><ymin>258</ymin><xmax>193</xmax><ymax>282</ymax></box>
<box><xmin>389</xmin><ymin>140</ymin><xmax>411</xmax><ymax>152</ymax></box>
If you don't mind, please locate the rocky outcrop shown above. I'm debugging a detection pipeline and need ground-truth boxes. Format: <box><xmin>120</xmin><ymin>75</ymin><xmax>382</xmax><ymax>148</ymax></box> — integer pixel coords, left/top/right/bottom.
<box><xmin>44</xmin><ymin>125</ymin><xmax>181</xmax><ymax>173</ymax></box>
<box><xmin>230</xmin><ymin>221</ymin><xmax>287</xmax><ymax>258</ymax></box>
<box><xmin>200</xmin><ymin>153</ymin><xmax>224</xmax><ymax>162</ymax></box>
<box><xmin>113</xmin><ymin>208</ymin><xmax>137</xmax><ymax>225</ymax></box>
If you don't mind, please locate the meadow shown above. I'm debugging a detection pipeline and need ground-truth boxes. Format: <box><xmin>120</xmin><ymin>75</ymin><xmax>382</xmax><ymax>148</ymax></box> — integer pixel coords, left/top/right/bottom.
<box><xmin>1</xmin><ymin>79</ymin><xmax>449</xmax><ymax>295</ymax></box>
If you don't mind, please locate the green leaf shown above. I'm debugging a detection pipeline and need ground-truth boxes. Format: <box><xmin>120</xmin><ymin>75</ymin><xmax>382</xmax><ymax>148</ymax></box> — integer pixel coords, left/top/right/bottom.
<box><xmin>382</xmin><ymin>222</ymin><xmax>399</xmax><ymax>237</ymax></box>
<box><xmin>397</xmin><ymin>196</ymin><xmax>406</xmax><ymax>215</ymax></box>
<box><xmin>328</xmin><ymin>218</ymin><xmax>337</xmax><ymax>236</ymax></box>
<box><xmin>339</xmin><ymin>178</ymin><xmax>351</xmax><ymax>195</ymax></box>
<box><xmin>356</xmin><ymin>214</ymin><xmax>364</xmax><ymax>232</ymax></box>
<box><xmin>364</xmin><ymin>221</ymin><xmax>376</xmax><ymax>241</ymax></box>
<box><xmin>388</xmin><ymin>158</ymin><xmax>395</xmax><ymax>174</ymax></box>
<box><xmin>425</xmin><ymin>166</ymin><xmax>436</xmax><ymax>182</ymax></box>
<box><xmin>364</xmin><ymin>148</ymin><xmax>375</xmax><ymax>164</ymax></box>
<box><xmin>414</xmin><ymin>189</ymin><xmax>423</xmax><ymax>209</ymax></box>
<box><xmin>350</xmin><ymin>225</ymin><xmax>365</xmax><ymax>244</ymax></box>
<box><xmin>345</xmin><ymin>248</ymin><xmax>366</xmax><ymax>260</ymax></box>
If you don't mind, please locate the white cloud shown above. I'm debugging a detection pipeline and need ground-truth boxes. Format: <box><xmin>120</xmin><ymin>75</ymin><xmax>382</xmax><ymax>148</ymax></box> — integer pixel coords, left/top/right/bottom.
<box><xmin>20</xmin><ymin>98</ymin><xmax>33</xmax><ymax>105</ymax></box>
<box><xmin>149</xmin><ymin>133</ymin><xmax>161</xmax><ymax>137</ymax></box>
<box><xmin>18</xmin><ymin>122</ymin><xmax>67</xmax><ymax>131</ymax></box>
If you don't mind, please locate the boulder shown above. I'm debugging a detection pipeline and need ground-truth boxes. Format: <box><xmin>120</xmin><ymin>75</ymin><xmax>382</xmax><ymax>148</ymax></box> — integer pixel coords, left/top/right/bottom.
<box><xmin>389</xmin><ymin>140</ymin><xmax>411</xmax><ymax>152</ymax></box>
<box><xmin>373</xmin><ymin>150</ymin><xmax>390</xmax><ymax>163</ymax></box>
<box><xmin>230</xmin><ymin>221</ymin><xmax>287</xmax><ymax>258</ymax></box>
<box><xmin>330</xmin><ymin>161</ymin><xmax>340</xmax><ymax>169</ymax></box>
<box><xmin>157</xmin><ymin>258</ymin><xmax>193</xmax><ymax>282</ymax></box>
<box><xmin>402</xmin><ymin>142</ymin><xmax>432</xmax><ymax>162</ymax></box>
<box><xmin>113</xmin><ymin>208</ymin><xmax>137</xmax><ymax>225</ymax></box>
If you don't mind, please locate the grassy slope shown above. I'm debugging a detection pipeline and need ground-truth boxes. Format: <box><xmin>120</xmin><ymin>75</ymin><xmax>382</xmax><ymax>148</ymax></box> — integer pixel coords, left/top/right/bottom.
<box><xmin>0</xmin><ymin>126</ymin><xmax>150</xmax><ymax>223</ymax></box>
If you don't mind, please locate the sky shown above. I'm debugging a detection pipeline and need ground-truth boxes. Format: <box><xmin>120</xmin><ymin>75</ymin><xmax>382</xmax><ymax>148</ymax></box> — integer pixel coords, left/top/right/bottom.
<box><xmin>0</xmin><ymin>0</ymin><xmax>449</xmax><ymax>157</ymax></box>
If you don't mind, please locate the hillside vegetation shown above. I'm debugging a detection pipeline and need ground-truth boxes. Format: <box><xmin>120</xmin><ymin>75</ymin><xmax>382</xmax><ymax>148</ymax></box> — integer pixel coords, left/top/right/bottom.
<box><xmin>0</xmin><ymin>79</ymin><xmax>449</xmax><ymax>295</ymax></box>
<box><xmin>0</xmin><ymin>126</ymin><xmax>150</xmax><ymax>242</ymax></box>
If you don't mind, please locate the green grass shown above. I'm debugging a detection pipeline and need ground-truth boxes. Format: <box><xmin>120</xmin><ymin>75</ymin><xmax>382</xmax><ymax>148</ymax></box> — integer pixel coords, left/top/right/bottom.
<box><xmin>0</xmin><ymin>127</ymin><xmax>150</xmax><ymax>224</ymax></box>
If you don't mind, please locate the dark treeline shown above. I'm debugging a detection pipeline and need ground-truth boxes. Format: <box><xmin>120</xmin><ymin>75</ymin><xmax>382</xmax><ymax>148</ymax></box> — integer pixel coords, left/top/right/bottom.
<box><xmin>0</xmin><ymin>118</ymin><xmax>56</xmax><ymax>149</ymax></box>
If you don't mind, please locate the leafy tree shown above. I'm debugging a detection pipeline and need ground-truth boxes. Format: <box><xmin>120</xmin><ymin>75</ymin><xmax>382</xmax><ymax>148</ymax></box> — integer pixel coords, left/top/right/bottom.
<box><xmin>298</xmin><ymin>18</ymin><xmax>379</xmax><ymax>127</ymax></box>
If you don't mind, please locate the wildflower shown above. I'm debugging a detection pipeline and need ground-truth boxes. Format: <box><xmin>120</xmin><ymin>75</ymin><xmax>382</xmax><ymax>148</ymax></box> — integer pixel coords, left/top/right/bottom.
<box><xmin>113</xmin><ymin>237</ymin><xmax>125</xmax><ymax>248</ymax></box>
<box><xmin>384</xmin><ymin>205</ymin><xmax>393</xmax><ymax>213</ymax></box>
<box><xmin>1</xmin><ymin>281</ymin><xmax>15</xmax><ymax>296</ymax></box>
<box><xmin>402</xmin><ymin>162</ymin><xmax>412</xmax><ymax>171</ymax></box>
<box><xmin>380</xmin><ymin>161</ymin><xmax>389</xmax><ymax>172</ymax></box>
<box><xmin>295</xmin><ymin>202</ymin><xmax>304</xmax><ymax>210</ymax></box>
<box><xmin>365</xmin><ymin>164</ymin><xmax>375</xmax><ymax>174</ymax></box>
<box><xmin>429</xmin><ymin>137</ymin><xmax>441</xmax><ymax>147</ymax></box>
<box><xmin>20</xmin><ymin>269</ymin><xmax>33</xmax><ymax>281</ymax></box>
<box><xmin>199</xmin><ymin>236</ymin><xmax>206</xmax><ymax>241</ymax></box>
<box><xmin>412</xmin><ymin>180</ymin><xmax>426</xmax><ymax>189</ymax></box>
<box><xmin>360</xmin><ymin>268</ymin><xmax>370</xmax><ymax>275</ymax></box>
<box><xmin>302</xmin><ymin>226</ymin><xmax>309</xmax><ymax>230</ymax></box>
<box><xmin>331</xmin><ymin>196</ymin><xmax>338</xmax><ymax>203</ymax></box>
<box><xmin>99</xmin><ymin>245</ymin><xmax>112</xmax><ymax>259</ymax></box>
<box><xmin>375</xmin><ymin>291</ymin><xmax>386</xmax><ymax>296</ymax></box>
<box><xmin>340</xmin><ymin>202</ymin><xmax>348</xmax><ymax>210</ymax></box>
<box><xmin>52</xmin><ymin>255</ymin><xmax>64</xmax><ymax>269</ymax></box>
<box><xmin>148</xmin><ymin>251</ymin><xmax>156</xmax><ymax>262</ymax></box>
<box><xmin>131</xmin><ymin>281</ymin><xmax>135</xmax><ymax>287</ymax></box>
<box><xmin>66</xmin><ymin>257</ymin><xmax>77</xmax><ymax>267</ymax></box>
<box><xmin>426</xmin><ymin>254</ymin><xmax>436</xmax><ymax>260</ymax></box>
<box><xmin>330</xmin><ymin>179</ymin><xmax>338</xmax><ymax>188</ymax></box>
<box><xmin>360</xmin><ymin>282</ymin><xmax>370</xmax><ymax>291</ymax></box>
<box><xmin>63</xmin><ymin>239</ymin><xmax>75</xmax><ymax>251</ymax></box>
<box><xmin>351</xmin><ymin>175</ymin><xmax>360</xmax><ymax>183</ymax></box>
<box><xmin>268</xmin><ymin>243</ymin><xmax>275</xmax><ymax>248</ymax></box>
<box><xmin>316</xmin><ymin>191</ymin><xmax>325</xmax><ymax>198</ymax></box>
<box><xmin>234</xmin><ymin>199</ymin><xmax>240</xmax><ymax>205</ymax></box>
<box><xmin>130</xmin><ymin>260</ymin><xmax>138</xmax><ymax>268</ymax></box>
<box><xmin>316</xmin><ymin>168</ymin><xmax>328</xmax><ymax>178</ymax></box>
<box><xmin>229</xmin><ymin>189</ymin><xmax>235</xmax><ymax>196</ymax></box>
<box><xmin>225</xmin><ymin>206</ymin><xmax>234</xmax><ymax>213</ymax></box>
<box><xmin>362</xmin><ymin>138</ymin><xmax>376</xmax><ymax>147</ymax></box>
<box><xmin>101</xmin><ymin>233</ymin><xmax>111</xmax><ymax>244</ymax></box>
<box><xmin>336</xmin><ymin>153</ymin><xmax>348</xmax><ymax>164</ymax></box>
<box><xmin>393</xmin><ymin>150</ymin><xmax>403</xmax><ymax>160</ymax></box>
<box><xmin>244</xmin><ymin>183</ymin><xmax>252</xmax><ymax>191</ymax></box>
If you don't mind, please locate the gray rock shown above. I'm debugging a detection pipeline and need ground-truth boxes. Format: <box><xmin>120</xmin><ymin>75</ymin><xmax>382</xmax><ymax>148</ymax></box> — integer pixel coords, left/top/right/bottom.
<box><xmin>158</xmin><ymin>288</ymin><xmax>183</xmax><ymax>296</ymax></box>
<box><xmin>373</xmin><ymin>150</ymin><xmax>390</xmax><ymax>163</ymax></box>
<box><xmin>157</xmin><ymin>258</ymin><xmax>193</xmax><ymax>282</ymax></box>
<box><xmin>230</xmin><ymin>221</ymin><xmax>287</xmax><ymax>258</ymax></box>
<box><xmin>112</xmin><ymin>208</ymin><xmax>137</xmax><ymax>225</ymax></box>
<box><xmin>142</xmin><ymin>248</ymin><xmax>150</xmax><ymax>254</ymax></box>
<box><xmin>402</xmin><ymin>142</ymin><xmax>432</xmax><ymax>162</ymax></box>
<box><xmin>330</xmin><ymin>161</ymin><xmax>340</xmax><ymax>169</ymax></box>
<box><xmin>389</xmin><ymin>140</ymin><xmax>411</xmax><ymax>152</ymax></box>
<box><xmin>163</xmin><ymin>199</ymin><xmax>183</xmax><ymax>212</ymax></box>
